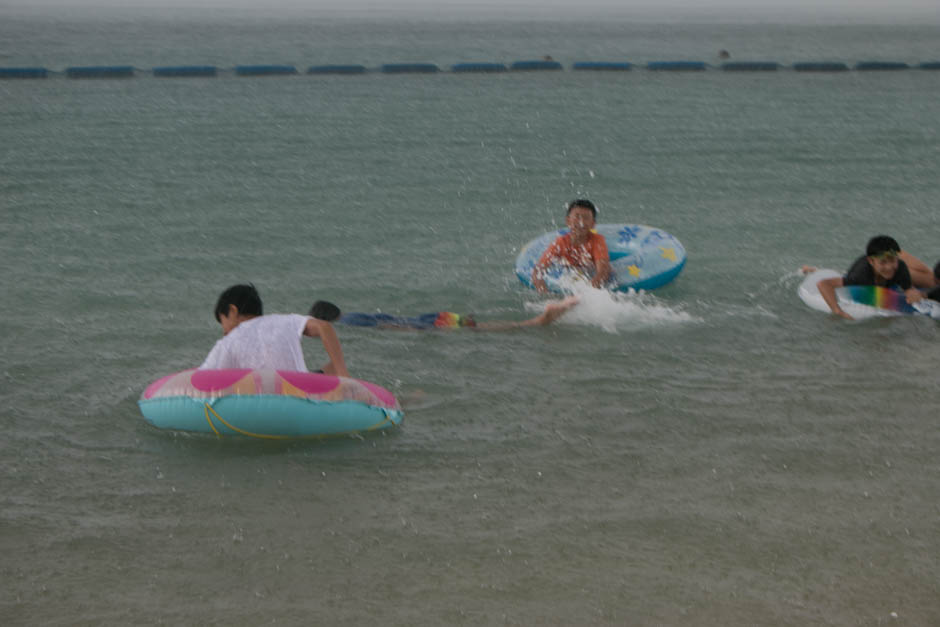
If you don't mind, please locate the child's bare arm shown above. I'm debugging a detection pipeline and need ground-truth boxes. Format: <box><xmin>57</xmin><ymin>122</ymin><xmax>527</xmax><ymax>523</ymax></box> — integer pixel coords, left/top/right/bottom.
<box><xmin>899</xmin><ymin>251</ymin><xmax>936</xmax><ymax>288</ymax></box>
<box><xmin>304</xmin><ymin>318</ymin><xmax>349</xmax><ymax>377</ymax></box>
<box><xmin>591</xmin><ymin>257</ymin><xmax>613</xmax><ymax>287</ymax></box>
<box><xmin>817</xmin><ymin>277</ymin><xmax>852</xmax><ymax>320</ymax></box>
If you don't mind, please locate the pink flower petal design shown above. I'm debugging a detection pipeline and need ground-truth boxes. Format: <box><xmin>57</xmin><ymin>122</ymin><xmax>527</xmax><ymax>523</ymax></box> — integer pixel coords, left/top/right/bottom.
<box><xmin>191</xmin><ymin>369</ymin><xmax>253</xmax><ymax>392</ymax></box>
<box><xmin>277</xmin><ymin>370</ymin><xmax>340</xmax><ymax>395</ymax></box>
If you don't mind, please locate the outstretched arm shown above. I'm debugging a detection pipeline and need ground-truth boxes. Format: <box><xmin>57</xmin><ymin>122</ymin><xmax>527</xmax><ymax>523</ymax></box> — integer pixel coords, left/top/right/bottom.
<box><xmin>304</xmin><ymin>317</ymin><xmax>349</xmax><ymax>377</ymax></box>
<box><xmin>817</xmin><ymin>276</ymin><xmax>853</xmax><ymax>320</ymax></box>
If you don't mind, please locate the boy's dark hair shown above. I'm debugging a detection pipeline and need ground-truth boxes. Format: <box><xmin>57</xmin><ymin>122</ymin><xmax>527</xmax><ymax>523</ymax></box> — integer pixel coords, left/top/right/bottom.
<box><xmin>934</xmin><ymin>260</ymin><xmax>940</xmax><ymax>281</ymax></box>
<box><xmin>566</xmin><ymin>199</ymin><xmax>597</xmax><ymax>218</ymax></box>
<box><xmin>865</xmin><ymin>235</ymin><xmax>901</xmax><ymax>257</ymax></box>
<box><xmin>309</xmin><ymin>300</ymin><xmax>341</xmax><ymax>322</ymax></box>
<box><xmin>214</xmin><ymin>284</ymin><xmax>263</xmax><ymax>322</ymax></box>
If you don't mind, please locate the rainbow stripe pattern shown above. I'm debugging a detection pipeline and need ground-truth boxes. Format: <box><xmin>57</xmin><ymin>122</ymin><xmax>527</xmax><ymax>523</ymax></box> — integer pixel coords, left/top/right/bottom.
<box><xmin>433</xmin><ymin>311</ymin><xmax>474</xmax><ymax>328</ymax></box>
<box><xmin>841</xmin><ymin>285</ymin><xmax>917</xmax><ymax>314</ymax></box>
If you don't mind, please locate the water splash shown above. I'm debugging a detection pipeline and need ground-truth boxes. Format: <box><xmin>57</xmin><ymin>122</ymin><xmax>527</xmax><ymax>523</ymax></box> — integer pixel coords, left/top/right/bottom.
<box><xmin>528</xmin><ymin>278</ymin><xmax>698</xmax><ymax>333</ymax></box>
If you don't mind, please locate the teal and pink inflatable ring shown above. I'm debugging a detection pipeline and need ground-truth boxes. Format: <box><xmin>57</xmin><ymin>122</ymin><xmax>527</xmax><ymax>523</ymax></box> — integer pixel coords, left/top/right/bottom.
<box><xmin>138</xmin><ymin>369</ymin><xmax>403</xmax><ymax>438</ymax></box>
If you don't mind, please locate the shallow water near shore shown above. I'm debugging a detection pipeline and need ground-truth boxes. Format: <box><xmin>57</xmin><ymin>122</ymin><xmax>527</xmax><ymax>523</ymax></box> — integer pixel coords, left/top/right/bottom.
<box><xmin>2</xmin><ymin>7</ymin><xmax>939</xmax><ymax>625</ymax></box>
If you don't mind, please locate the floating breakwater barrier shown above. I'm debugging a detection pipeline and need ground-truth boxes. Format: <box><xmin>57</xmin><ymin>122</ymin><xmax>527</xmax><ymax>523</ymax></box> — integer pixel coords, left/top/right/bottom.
<box><xmin>510</xmin><ymin>60</ymin><xmax>564</xmax><ymax>71</ymax></box>
<box><xmin>572</xmin><ymin>62</ymin><xmax>633</xmax><ymax>71</ymax></box>
<box><xmin>721</xmin><ymin>62</ymin><xmax>780</xmax><ymax>71</ymax></box>
<box><xmin>0</xmin><ymin>67</ymin><xmax>48</xmax><ymax>78</ymax></box>
<box><xmin>153</xmin><ymin>66</ymin><xmax>218</xmax><ymax>77</ymax></box>
<box><xmin>647</xmin><ymin>61</ymin><xmax>707</xmax><ymax>71</ymax></box>
<box><xmin>234</xmin><ymin>65</ymin><xmax>298</xmax><ymax>76</ymax></box>
<box><xmin>451</xmin><ymin>62</ymin><xmax>508</xmax><ymax>73</ymax></box>
<box><xmin>307</xmin><ymin>64</ymin><xmax>368</xmax><ymax>74</ymax></box>
<box><xmin>66</xmin><ymin>65</ymin><xmax>135</xmax><ymax>78</ymax></box>
<box><xmin>3</xmin><ymin>59</ymin><xmax>940</xmax><ymax>79</ymax></box>
<box><xmin>381</xmin><ymin>63</ymin><xmax>440</xmax><ymax>73</ymax></box>
<box><xmin>792</xmin><ymin>62</ymin><xmax>851</xmax><ymax>72</ymax></box>
<box><xmin>854</xmin><ymin>61</ymin><xmax>909</xmax><ymax>71</ymax></box>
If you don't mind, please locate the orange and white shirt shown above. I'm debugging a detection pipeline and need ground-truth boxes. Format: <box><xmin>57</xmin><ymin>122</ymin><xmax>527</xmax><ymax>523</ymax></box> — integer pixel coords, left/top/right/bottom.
<box><xmin>536</xmin><ymin>230</ymin><xmax>609</xmax><ymax>272</ymax></box>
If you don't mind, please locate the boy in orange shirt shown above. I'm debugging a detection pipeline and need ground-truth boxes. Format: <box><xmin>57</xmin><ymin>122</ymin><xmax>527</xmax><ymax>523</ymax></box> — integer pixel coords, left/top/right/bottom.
<box><xmin>532</xmin><ymin>199</ymin><xmax>613</xmax><ymax>293</ymax></box>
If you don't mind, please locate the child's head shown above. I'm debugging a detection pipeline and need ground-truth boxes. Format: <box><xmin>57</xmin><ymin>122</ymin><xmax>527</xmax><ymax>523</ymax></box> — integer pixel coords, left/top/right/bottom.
<box><xmin>566</xmin><ymin>199</ymin><xmax>597</xmax><ymax>219</ymax></box>
<box><xmin>865</xmin><ymin>235</ymin><xmax>901</xmax><ymax>258</ymax></box>
<box><xmin>309</xmin><ymin>300</ymin><xmax>341</xmax><ymax>322</ymax></box>
<box><xmin>565</xmin><ymin>199</ymin><xmax>598</xmax><ymax>235</ymax></box>
<box><xmin>214</xmin><ymin>284</ymin><xmax>262</xmax><ymax>333</ymax></box>
<box><xmin>864</xmin><ymin>235</ymin><xmax>901</xmax><ymax>282</ymax></box>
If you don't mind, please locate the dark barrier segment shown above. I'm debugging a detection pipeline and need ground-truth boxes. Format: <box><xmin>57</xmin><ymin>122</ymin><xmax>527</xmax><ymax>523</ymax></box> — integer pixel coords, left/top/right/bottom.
<box><xmin>451</xmin><ymin>63</ymin><xmax>508</xmax><ymax>73</ymax></box>
<box><xmin>153</xmin><ymin>66</ymin><xmax>217</xmax><ymax>77</ymax></box>
<box><xmin>648</xmin><ymin>61</ymin><xmax>706</xmax><ymax>71</ymax></box>
<box><xmin>235</xmin><ymin>65</ymin><xmax>298</xmax><ymax>76</ymax></box>
<box><xmin>307</xmin><ymin>65</ymin><xmax>368</xmax><ymax>74</ymax></box>
<box><xmin>721</xmin><ymin>62</ymin><xmax>779</xmax><ymax>71</ymax></box>
<box><xmin>510</xmin><ymin>60</ymin><xmax>563</xmax><ymax>71</ymax></box>
<box><xmin>8</xmin><ymin>58</ymin><xmax>940</xmax><ymax>79</ymax></box>
<box><xmin>0</xmin><ymin>67</ymin><xmax>48</xmax><ymax>79</ymax></box>
<box><xmin>571</xmin><ymin>62</ymin><xmax>633</xmax><ymax>71</ymax></box>
<box><xmin>793</xmin><ymin>62</ymin><xmax>850</xmax><ymax>72</ymax></box>
<box><xmin>66</xmin><ymin>65</ymin><xmax>135</xmax><ymax>78</ymax></box>
<box><xmin>855</xmin><ymin>61</ymin><xmax>909</xmax><ymax>71</ymax></box>
<box><xmin>381</xmin><ymin>63</ymin><xmax>440</xmax><ymax>73</ymax></box>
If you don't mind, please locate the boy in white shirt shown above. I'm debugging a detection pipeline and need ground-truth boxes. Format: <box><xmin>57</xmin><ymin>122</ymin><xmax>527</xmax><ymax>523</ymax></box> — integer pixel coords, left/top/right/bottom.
<box><xmin>200</xmin><ymin>284</ymin><xmax>348</xmax><ymax>376</ymax></box>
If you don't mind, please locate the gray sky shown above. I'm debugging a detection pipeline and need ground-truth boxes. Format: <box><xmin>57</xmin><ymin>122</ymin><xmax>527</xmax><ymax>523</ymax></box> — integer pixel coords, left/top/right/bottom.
<box><xmin>5</xmin><ymin>0</ymin><xmax>940</xmax><ymax>23</ymax></box>
<box><xmin>7</xmin><ymin>0</ymin><xmax>939</xmax><ymax>10</ymax></box>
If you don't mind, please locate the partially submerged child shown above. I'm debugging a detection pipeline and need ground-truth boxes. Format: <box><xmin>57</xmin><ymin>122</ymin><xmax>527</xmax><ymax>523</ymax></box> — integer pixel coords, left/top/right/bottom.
<box><xmin>200</xmin><ymin>284</ymin><xmax>349</xmax><ymax>376</ymax></box>
<box><xmin>309</xmin><ymin>297</ymin><xmax>579</xmax><ymax>330</ymax></box>
<box><xmin>806</xmin><ymin>235</ymin><xmax>924</xmax><ymax>320</ymax></box>
<box><xmin>531</xmin><ymin>199</ymin><xmax>613</xmax><ymax>293</ymax></box>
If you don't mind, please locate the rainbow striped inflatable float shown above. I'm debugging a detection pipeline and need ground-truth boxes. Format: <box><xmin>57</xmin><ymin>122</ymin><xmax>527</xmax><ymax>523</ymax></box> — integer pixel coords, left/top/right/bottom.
<box><xmin>798</xmin><ymin>269</ymin><xmax>940</xmax><ymax>320</ymax></box>
<box><xmin>139</xmin><ymin>369</ymin><xmax>403</xmax><ymax>438</ymax></box>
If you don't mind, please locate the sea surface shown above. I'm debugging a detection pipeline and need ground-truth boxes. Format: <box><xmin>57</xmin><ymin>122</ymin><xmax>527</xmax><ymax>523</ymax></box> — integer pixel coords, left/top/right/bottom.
<box><xmin>1</xmin><ymin>6</ymin><xmax>939</xmax><ymax>626</ymax></box>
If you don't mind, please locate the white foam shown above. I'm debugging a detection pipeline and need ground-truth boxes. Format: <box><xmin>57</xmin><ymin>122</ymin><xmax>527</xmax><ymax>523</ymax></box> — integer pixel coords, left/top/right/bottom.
<box><xmin>528</xmin><ymin>278</ymin><xmax>698</xmax><ymax>333</ymax></box>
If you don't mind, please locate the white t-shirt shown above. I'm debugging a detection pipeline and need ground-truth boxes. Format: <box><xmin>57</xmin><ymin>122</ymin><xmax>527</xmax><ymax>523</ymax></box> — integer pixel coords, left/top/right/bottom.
<box><xmin>199</xmin><ymin>314</ymin><xmax>310</xmax><ymax>371</ymax></box>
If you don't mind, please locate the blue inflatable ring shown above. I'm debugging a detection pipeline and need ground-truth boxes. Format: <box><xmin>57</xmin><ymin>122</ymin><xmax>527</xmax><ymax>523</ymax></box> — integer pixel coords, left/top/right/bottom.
<box><xmin>514</xmin><ymin>223</ymin><xmax>686</xmax><ymax>293</ymax></box>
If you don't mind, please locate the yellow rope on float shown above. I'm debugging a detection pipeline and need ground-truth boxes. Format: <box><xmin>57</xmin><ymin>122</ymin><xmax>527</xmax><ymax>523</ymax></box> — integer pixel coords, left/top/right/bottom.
<box><xmin>203</xmin><ymin>403</ymin><xmax>221</xmax><ymax>436</ymax></box>
<box><xmin>201</xmin><ymin>403</ymin><xmax>399</xmax><ymax>440</ymax></box>
<box><xmin>203</xmin><ymin>402</ymin><xmax>290</xmax><ymax>440</ymax></box>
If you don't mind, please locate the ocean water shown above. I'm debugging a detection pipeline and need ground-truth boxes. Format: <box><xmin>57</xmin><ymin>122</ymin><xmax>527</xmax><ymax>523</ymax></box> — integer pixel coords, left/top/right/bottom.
<box><xmin>2</xmin><ymin>6</ymin><xmax>939</xmax><ymax>625</ymax></box>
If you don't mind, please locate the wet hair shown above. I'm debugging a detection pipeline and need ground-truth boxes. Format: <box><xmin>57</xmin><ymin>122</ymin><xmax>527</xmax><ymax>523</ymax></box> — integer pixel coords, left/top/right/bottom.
<box><xmin>309</xmin><ymin>300</ymin><xmax>341</xmax><ymax>322</ymax></box>
<box><xmin>865</xmin><ymin>235</ymin><xmax>901</xmax><ymax>257</ymax></box>
<box><xmin>934</xmin><ymin>260</ymin><xmax>940</xmax><ymax>281</ymax></box>
<box><xmin>566</xmin><ymin>199</ymin><xmax>597</xmax><ymax>218</ymax></box>
<box><xmin>214</xmin><ymin>284</ymin><xmax>262</xmax><ymax>322</ymax></box>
